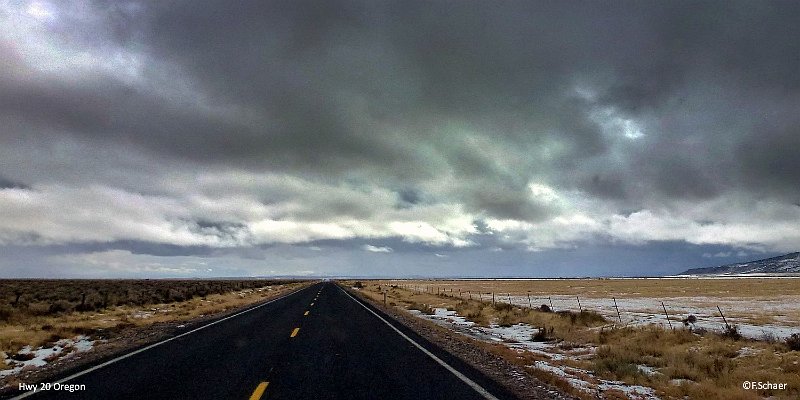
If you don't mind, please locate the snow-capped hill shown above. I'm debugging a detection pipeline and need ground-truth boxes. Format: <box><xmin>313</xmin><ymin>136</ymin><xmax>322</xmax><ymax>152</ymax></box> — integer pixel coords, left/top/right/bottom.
<box><xmin>681</xmin><ymin>252</ymin><xmax>800</xmax><ymax>275</ymax></box>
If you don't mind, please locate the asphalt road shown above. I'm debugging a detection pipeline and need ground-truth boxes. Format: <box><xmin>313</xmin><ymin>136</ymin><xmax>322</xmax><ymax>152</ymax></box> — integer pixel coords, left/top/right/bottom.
<box><xmin>11</xmin><ymin>282</ymin><xmax>519</xmax><ymax>400</ymax></box>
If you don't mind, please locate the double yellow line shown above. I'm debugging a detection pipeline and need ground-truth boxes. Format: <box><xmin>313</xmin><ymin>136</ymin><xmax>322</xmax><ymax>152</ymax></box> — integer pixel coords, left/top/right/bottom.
<box><xmin>249</xmin><ymin>287</ymin><xmax>322</xmax><ymax>399</ymax></box>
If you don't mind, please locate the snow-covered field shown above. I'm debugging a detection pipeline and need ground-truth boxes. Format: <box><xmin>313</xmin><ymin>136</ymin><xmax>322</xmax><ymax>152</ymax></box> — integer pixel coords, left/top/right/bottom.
<box><xmin>394</xmin><ymin>278</ymin><xmax>800</xmax><ymax>341</ymax></box>
<box><xmin>499</xmin><ymin>295</ymin><xmax>800</xmax><ymax>340</ymax></box>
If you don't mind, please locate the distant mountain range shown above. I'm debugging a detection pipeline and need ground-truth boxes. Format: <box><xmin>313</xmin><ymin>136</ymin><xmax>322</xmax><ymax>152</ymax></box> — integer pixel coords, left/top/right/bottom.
<box><xmin>681</xmin><ymin>252</ymin><xmax>800</xmax><ymax>275</ymax></box>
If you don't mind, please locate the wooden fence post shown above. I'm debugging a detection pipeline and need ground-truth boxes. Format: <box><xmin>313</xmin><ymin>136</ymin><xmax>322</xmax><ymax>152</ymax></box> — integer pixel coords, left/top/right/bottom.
<box><xmin>717</xmin><ymin>306</ymin><xmax>730</xmax><ymax>331</ymax></box>
<box><xmin>662</xmin><ymin>302</ymin><xmax>673</xmax><ymax>329</ymax></box>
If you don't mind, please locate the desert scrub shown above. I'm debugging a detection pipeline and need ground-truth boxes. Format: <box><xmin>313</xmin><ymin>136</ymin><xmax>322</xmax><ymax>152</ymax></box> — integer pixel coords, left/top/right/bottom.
<box><xmin>720</xmin><ymin>324</ymin><xmax>742</xmax><ymax>341</ymax></box>
<box><xmin>785</xmin><ymin>333</ymin><xmax>800</xmax><ymax>351</ymax></box>
<box><xmin>592</xmin><ymin>326</ymin><xmax>800</xmax><ymax>399</ymax></box>
<box><xmin>0</xmin><ymin>281</ymin><xmax>309</xmax><ymax>357</ymax></box>
<box><xmin>557</xmin><ymin>310</ymin><xmax>606</xmax><ymax>326</ymax></box>
<box><xmin>0</xmin><ymin>279</ymin><xmax>300</xmax><ymax>320</ymax></box>
<box><xmin>531</xmin><ymin>326</ymin><xmax>555</xmax><ymax>342</ymax></box>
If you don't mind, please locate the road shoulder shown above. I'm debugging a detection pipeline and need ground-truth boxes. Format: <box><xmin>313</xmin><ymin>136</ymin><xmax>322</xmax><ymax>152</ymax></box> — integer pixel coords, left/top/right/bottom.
<box><xmin>343</xmin><ymin>285</ymin><xmax>575</xmax><ymax>400</ymax></box>
<box><xmin>0</xmin><ymin>283</ymin><xmax>312</xmax><ymax>399</ymax></box>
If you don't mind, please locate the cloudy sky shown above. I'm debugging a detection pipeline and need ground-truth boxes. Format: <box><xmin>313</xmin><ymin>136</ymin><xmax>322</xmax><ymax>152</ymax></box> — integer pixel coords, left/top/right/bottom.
<box><xmin>1</xmin><ymin>0</ymin><xmax>798</xmax><ymax>278</ymax></box>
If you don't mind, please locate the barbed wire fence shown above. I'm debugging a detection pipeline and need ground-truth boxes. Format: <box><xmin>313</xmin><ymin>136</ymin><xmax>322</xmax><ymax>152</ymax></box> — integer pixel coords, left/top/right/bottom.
<box><xmin>379</xmin><ymin>282</ymin><xmax>763</xmax><ymax>337</ymax></box>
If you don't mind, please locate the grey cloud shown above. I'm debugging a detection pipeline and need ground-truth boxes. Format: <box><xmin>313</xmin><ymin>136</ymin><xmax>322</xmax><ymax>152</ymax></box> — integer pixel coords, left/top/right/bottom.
<box><xmin>11</xmin><ymin>0</ymin><xmax>798</xmax><ymax>203</ymax></box>
<box><xmin>0</xmin><ymin>176</ymin><xmax>28</xmax><ymax>189</ymax></box>
<box><xmin>74</xmin><ymin>241</ymin><xmax>219</xmax><ymax>258</ymax></box>
<box><xmin>582</xmin><ymin>174</ymin><xmax>627</xmax><ymax>201</ymax></box>
<box><xmin>736</xmin><ymin>122</ymin><xmax>800</xmax><ymax>199</ymax></box>
<box><xmin>1</xmin><ymin>0</ymin><xmax>799</xmax><ymax>273</ymax></box>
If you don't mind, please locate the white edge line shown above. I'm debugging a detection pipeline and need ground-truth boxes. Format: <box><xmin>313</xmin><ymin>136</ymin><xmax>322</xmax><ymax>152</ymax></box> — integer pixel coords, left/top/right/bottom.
<box><xmin>10</xmin><ymin>285</ymin><xmax>313</xmax><ymax>400</ymax></box>
<box><xmin>339</xmin><ymin>286</ymin><xmax>500</xmax><ymax>400</ymax></box>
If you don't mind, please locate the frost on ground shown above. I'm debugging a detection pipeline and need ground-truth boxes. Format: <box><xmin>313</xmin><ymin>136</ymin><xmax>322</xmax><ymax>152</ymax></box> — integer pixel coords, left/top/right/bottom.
<box><xmin>415</xmin><ymin>307</ymin><xmax>660</xmax><ymax>399</ymax></box>
<box><xmin>1</xmin><ymin>336</ymin><xmax>96</xmax><ymax>378</ymax></box>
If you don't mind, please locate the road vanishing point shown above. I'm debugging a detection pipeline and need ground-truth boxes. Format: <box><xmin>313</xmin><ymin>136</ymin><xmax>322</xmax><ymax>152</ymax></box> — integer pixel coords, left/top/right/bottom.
<box><xmin>10</xmin><ymin>282</ymin><xmax>520</xmax><ymax>400</ymax></box>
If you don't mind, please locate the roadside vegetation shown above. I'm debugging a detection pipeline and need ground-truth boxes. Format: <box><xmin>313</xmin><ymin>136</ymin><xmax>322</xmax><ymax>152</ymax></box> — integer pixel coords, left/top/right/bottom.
<box><xmin>0</xmin><ymin>279</ymin><xmax>308</xmax><ymax>373</ymax></box>
<box><xmin>351</xmin><ymin>280</ymin><xmax>800</xmax><ymax>400</ymax></box>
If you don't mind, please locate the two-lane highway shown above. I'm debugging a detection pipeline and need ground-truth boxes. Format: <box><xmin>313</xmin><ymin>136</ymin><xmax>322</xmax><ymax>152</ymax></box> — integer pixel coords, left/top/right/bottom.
<box><xmin>13</xmin><ymin>282</ymin><xmax>518</xmax><ymax>400</ymax></box>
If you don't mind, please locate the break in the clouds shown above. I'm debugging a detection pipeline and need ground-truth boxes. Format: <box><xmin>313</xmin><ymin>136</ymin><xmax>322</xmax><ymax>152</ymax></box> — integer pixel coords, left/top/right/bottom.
<box><xmin>1</xmin><ymin>0</ymin><xmax>799</xmax><ymax>277</ymax></box>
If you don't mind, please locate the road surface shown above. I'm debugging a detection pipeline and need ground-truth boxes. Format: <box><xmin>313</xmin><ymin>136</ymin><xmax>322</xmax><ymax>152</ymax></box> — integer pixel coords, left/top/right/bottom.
<box><xmin>11</xmin><ymin>282</ymin><xmax>520</xmax><ymax>400</ymax></box>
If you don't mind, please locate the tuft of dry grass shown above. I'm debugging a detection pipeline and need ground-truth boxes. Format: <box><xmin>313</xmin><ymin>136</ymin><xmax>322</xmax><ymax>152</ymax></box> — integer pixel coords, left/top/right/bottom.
<box><xmin>785</xmin><ymin>333</ymin><xmax>800</xmax><ymax>351</ymax></box>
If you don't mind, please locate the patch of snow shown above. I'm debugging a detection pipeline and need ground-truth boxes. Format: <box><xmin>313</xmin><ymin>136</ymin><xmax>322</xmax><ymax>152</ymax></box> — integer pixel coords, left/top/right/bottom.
<box><xmin>485</xmin><ymin>323</ymin><xmax>536</xmax><ymax>343</ymax></box>
<box><xmin>533</xmin><ymin>360</ymin><xmax>594</xmax><ymax>390</ymax></box>
<box><xmin>414</xmin><ymin>307</ymin><xmax>661</xmax><ymax>399</ymax></box>
<box><xmin>532</xmin><ymin>361</ymin><xmax>660</xmax><ymax>399</ymax></box>
<box><xmin>130</xmin><ymin>311</ymin><xmax>154</xmax><ymax>319</ymax></box>
<box><xmin>736</xmin><ymin>346</ymin><xmax>762</xmax><ymax>358</ymax></box>
<box><xmin>1</xmin><ymin>336</ymin><xmax>95</xmax><ymax>378</ymax></box>
<box><xmin>637</xmin><ymin>364</ymin><xmax>659</xmax><ymax>376</ymax></box>
<box><xmin>597</xmin><ymin>380</ymin><xmax>659</xmax><ymax>399</ymax></box>
<box><xmin>429</xmin><ymin>308</ymin><xmax>475</xmax><ymax>327</ymax></box>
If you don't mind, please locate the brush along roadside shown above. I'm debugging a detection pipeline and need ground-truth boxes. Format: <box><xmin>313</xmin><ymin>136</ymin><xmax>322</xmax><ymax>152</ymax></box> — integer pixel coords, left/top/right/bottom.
<box><xmin>352</xmin><ymin>281</ymin><xmax>800</xmax><ymax>400</ymax></box>
<box><xmin>344</xmin><ymin>283</ymin><xmax>577</xmax><ymax>400</ymax></box>
<box><xmin>0</xmin><ymin>281</ymin><xmax>312</xmax><ymax>391</ymax></box>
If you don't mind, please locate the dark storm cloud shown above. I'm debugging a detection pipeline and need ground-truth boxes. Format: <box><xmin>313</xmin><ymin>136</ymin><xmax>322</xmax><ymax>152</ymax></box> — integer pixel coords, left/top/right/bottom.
<box><xmin>583</xmin><ymin>1</ymin><xmax>800</xmax><ymax>202</ymax></box>
<box><xmin>9</xmin><ymin>0</ymin><xmax>792</xmax><ymax>204</ymax></box>
<box><xmin>735</xmin><ymin>120</ymin><xmax>800</xmax><ymax>199</ymax></box>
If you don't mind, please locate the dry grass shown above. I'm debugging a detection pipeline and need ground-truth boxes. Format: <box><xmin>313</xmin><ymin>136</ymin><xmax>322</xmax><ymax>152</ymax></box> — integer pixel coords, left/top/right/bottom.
<box><xmin>384</xmin><ymin>277</ymin><xmax>800</xmax><ymax>299</ymax></box>
<box><xmin>351</xmin><ymin>280</ymin><xmax>800</xmax><ymax>400</ymax></box>
<box><xmin>0</xmin><ymin>281</ymin><xmax>310</xmax><ymax>364</ymax></box>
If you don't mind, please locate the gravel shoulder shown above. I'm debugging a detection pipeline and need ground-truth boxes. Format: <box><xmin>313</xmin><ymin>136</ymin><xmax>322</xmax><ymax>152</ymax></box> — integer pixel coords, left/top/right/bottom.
<box><xmin>349</xmin><ymin>287</ymin><xmax>577</xmax><ymax>400</ymax></box>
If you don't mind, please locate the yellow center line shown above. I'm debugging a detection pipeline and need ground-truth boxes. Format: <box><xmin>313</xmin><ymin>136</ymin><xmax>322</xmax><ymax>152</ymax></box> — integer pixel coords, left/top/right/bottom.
<box><xmin>310</xmin><ymin>302</ymin><xmax>314</xmax><ymax>306</ymax></box>
<box><xmin>249</xmin><ymin>382</ymin><xmax>269</xmax><ymax>400</ymax></box>
<box><xmin>304</xmin><ymin>310</ymin><xmax>309</xmax><ymax>316</ymax></box>
<box><xmin>290</xmin><ymin>327</ymin><xmax>300</xmax><ymax>338</ymax></box>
